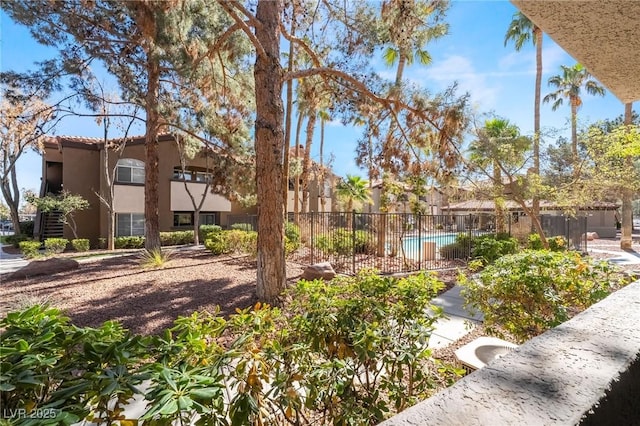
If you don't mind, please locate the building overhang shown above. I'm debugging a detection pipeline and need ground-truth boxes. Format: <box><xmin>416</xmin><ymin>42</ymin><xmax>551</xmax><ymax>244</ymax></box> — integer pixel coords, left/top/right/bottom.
<box><xmin>511</xmin><ymin>1</ymin><xmax>640</xmax><ymax>103</ymax></box>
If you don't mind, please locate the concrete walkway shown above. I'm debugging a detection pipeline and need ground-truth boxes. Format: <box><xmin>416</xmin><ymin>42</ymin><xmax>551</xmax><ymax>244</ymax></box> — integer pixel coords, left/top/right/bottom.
<box><xmin>589</xmin><ymin>248</ymin><xmax>640</xmax><ymax>266</ymax></box>
<box><xmin>0</xmin><ymin>244</ymin><xmax>28</xmax><ymax>276</ymax></box>
<box><xmin>428</xmin><ymin>285</ymin><xmax>482</xmax><ymax>349</ymax></box>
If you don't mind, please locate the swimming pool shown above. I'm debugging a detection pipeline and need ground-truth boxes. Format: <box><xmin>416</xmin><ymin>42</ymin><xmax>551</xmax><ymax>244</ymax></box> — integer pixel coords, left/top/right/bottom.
<box><xmin>401</xmin><ymin>233</ymin><xmax>458</xmax><ymax>260</ymax></box>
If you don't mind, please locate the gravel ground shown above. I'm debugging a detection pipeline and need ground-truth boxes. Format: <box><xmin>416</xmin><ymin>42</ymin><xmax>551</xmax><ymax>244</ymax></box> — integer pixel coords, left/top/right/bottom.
<box><xmin>0</xmin><ymin>246</ymin><xmax>461</xmax><ymax>336</ymax></box>
<box><xmin>0</xmin><ymin>247</ymin><xmax>306</xmax><ymax>335</ymax></box>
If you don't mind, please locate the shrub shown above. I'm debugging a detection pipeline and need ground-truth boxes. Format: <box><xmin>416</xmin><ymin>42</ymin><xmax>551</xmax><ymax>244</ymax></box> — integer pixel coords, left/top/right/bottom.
<box><xmin>460</xmin><ymin>250</ymin><xmax>631</xmax><ymax>342</ymax></box>
<box><xmin>285</xmin><ymin>270</ymin><xmax>459</xmax><ymax>422</ymax></box>
<box><xmin>471</xmin><ymin>235</ymin><xmax>518</xmax><ymax>265</ymax></box>
<box><xmin>204</xmin><ymin>232</ymin><xmax>229</xmax><ymax>255</ymax></box>
<box><xmin>0</xmin><ymin>305</ymin><xmax>148</xmax><ymax>424</ymax></box>
<box><xmin>7</xmin><ymin>233</ymin><xmax>30</xmax><ymax>248</ymax></box>
<box><xmin>71</xmin><ymin>238</ymin><xmax>90</xmax><ymax>252</ymax></box>
<box><xmin>114</xmin><ymin>236</ymin><xmax>145</xmax><ymax>249</ymax></box>
<box><xmin>160</xmin><ymin>231</ymin><xmax>194</xmax><ymax>246</ymax></box>
<box><xmin>223</xmin><ymin>230</ymin><xmax>257</xmax><ymax>255</ymax></box>
<box><xmin>18</xmin><ymin>220</ymin><xmax>34</xmax><ymax>237</ymax></box>
<box><xmin>19</xmin><ymin>240</ymin><xmax>41</xmax><ymax>259</ymax></box>
<box><xmin>44</xmin><ymin>238</ymin><xmax>69</xmax><ymax>255</ymax></box>
<box><xmin>314</xmin><ymin>228</ymin><xmax>375</xmax><ymax>256</ymax></box>
<box><xmin>548</xmin><ymin>235</ymin><xmax>567</xmax><ymax>251</ymax></box>
<box><xmin>439</xmin><ymin>241</ymin><xmax>470</xmax><ymax>260</ymax></box>
<box><xmin>284</xmin><ymin>221</ymin><xmax>301</xmax><ymax>254</ymax></box>
<box><xmin>527</xmin><ymin>233</ymin><xmax>544</xmax><ymax>250</ymax></box>
<box><xmin>0</xmin><ymin>271</ymin><xmax>462</xmax><ymax>426</ymax></box>
<box><xmin>98</xmin><ymin>237</ymin><xmax>107</xmax><ymax>249</ymax></box>
<box><xmin>230</xmin><ymin>222</ymin><xmax>253</xmax><ymax>232</ymax></box>
<box><xmin>199</xmin><ymin>224</ymin><xmax>222</xmax><ymax>241</ymax></box>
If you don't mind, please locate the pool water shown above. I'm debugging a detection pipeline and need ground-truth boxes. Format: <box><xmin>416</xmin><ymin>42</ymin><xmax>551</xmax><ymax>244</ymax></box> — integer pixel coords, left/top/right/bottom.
<box><xmin>401</xmin><ymin>234</ymin><xmax>457</xmax><ymax>259</ymax></box>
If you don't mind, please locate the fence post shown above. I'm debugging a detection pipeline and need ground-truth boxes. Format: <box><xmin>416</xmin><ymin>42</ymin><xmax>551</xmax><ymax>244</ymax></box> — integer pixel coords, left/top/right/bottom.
<box><xmin>310</xmin><ymin>211</ymin><xmax>315</xmax><ymax>265</ymax></box>
<box><xmin>352</xmin><ymin>210</ymin><xmax>356</xmax><ymax>274</ymax></box>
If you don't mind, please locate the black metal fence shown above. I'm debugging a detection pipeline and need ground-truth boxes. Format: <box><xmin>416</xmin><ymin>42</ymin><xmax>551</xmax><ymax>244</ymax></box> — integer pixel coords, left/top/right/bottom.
<box><xmin>226</xmin><ymin>212</ymin><xmax>504</xmax><ymax>274</ymax></box>
<box><xmin>223</xmin><ymin>212</ymin><xmax>588</xmax><ymax>274</ymax></box>
<box><xmin>539</xmin><ymin>214</ymin><xmax>588</xmax><ymax>252</ymax></box>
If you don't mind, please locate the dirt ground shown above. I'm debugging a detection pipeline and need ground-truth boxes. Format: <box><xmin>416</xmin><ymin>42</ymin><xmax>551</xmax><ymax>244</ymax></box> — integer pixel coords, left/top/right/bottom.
<box><xmin>0</xmin><ymin>245</ymin><xmax>462</xmax><ymax>336</ymax></box>
<box><xmin>0</xmin><ymin>247</ymin><xmax>306</xmax><ymax>335</ymax></box>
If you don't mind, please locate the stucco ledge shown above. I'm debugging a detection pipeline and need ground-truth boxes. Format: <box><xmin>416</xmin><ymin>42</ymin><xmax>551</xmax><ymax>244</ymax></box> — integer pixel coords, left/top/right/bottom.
<box><xmin>380</xmin><ymin>280</ymin><xmax>640</xmax><ymax>425</ymax></box>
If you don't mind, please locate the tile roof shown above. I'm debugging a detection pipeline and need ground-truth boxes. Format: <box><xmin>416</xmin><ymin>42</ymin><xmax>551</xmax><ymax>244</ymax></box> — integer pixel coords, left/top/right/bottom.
<box><xmin>444</xmin><ymin>199</ymin><xmax>619</xmax><ymax>211</ymax></box>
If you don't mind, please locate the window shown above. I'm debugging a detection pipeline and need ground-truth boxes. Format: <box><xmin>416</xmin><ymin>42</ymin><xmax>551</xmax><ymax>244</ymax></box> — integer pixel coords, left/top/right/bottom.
<box><xmin>173</xmin><ymin>212</ymin><xmax>193</xmax><ymax>227</ymax></box>
<box><xmin>195</xmin><ymin>171</ymin><xmax>213</xmax><ymax>183</ymax></box>
<box><xmin>116</xmin><ymin>213</ymin><xmax>145</xmax><ymax>236</ymax></box>
<box><xmin>116</xmin><ymin>159</ymin><xmax>145</xmax><ymax>184</ymax></box>
<box><xmin>199</xmin><ymin>212</ymin><xmax>219</xmax><ymax>225</ymax></box>
<box><xmin>173</xmin><ymin>212</ymin><xmax>219</xmax><ymax>227</ymax></box>
<box><xmin>173</xmin><ymin>167</ymin><xmax>212</xmax><ymax>183</ymax></box>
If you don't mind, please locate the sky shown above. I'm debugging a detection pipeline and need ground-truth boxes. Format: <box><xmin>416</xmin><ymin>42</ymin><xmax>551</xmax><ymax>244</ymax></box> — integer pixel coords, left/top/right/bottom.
<box><xmin>1</xmin><ymin>1</ymin><xmax>636</xmax><ymax>203</ymax></box>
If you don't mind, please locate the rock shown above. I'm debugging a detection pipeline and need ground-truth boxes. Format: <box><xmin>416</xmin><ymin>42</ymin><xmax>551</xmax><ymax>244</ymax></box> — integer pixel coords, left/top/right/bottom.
<box><xmin>9</xmin><ymin>257</ymin><xmax>79</xmax><ymax>280</ymax></box>
<box><xmin>585</xmin><ymin>232</ymin><xmax>600</xmax><ymax>241</ymax></box>
<box><xmin>302</xmin><ymin>262</ymin><xmax>336</xmax><ymax>281</ymax></box>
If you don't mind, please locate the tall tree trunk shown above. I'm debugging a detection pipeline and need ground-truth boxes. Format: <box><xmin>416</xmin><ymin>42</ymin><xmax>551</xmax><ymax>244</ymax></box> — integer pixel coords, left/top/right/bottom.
<box><xmin>494</xmin><ymin>161</ymin><xmax>506</xmax><ymax>233</ymax></box>
<box><xmin>319</xmin><ymin>117</ymin><xmax>326</xmax><ymax>213</ymax></box>
<box><xmin>1</xmin><ymin>160</ymin><xmax>21</xmax><ymax>233</ymax></box>
<box><xmin>532</xmin><ymin>27</ymin><xmax>542</xmax><ymax>225</ymax></box>
<box><xmin>621</xmin><ymin>102</ymin><xmax>633</xmax><ymax>249</ymax></box>
<box><xmin>144</xmin><ymin>56</ymin><xmax>161</xmax><ymax>251</ymax></box>
<box><xmin>254</xmin><ymin>0</ymin><xmax>286</xmax><ymax>304</ymax></box>
<box><xmin>282</xmin><ymin>12</ymin><xmax>296</xmax><ymax>218</ymax></box>
<box><xmin>294</xmin><ymin>111</ymin><xmax>303</xmax><ymax>219</ymax></box>
<box><xmin>570</xmin><ymin>102</ymin><xmax>578</xmax><ymax>168</ymax></box>
<box><xmin>301</xmin><ymin>112</ymin><xmax>316</xmax><ymax>213</ymax></box>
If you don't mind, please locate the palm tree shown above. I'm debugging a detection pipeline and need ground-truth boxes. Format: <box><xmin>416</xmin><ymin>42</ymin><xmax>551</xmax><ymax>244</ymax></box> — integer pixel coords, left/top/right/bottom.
<box><xmin>543</xmin><ymin>64</ymin><xmax>606</xmax><ymax>167</ymax></box>
<box><xmin>475</xmin><ymin>118</ymin><xmax>521</xmax><ymax>234</ymax></box>
<box><xmin>336</xmin><ymin>175</ymin><xmax>373</xmax><ymax>213</ymax></box>
<box><xmin>504</xmin><ymin>11</ymin><xmax>543</xmax><ymax>221</ymax></box>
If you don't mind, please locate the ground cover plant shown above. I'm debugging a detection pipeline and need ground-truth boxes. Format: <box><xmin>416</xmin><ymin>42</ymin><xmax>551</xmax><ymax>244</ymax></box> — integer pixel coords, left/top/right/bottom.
<box><xmin>0</xmin><ymin>270</ymin><xmax>461</xmax><ymax>425</ymax></box>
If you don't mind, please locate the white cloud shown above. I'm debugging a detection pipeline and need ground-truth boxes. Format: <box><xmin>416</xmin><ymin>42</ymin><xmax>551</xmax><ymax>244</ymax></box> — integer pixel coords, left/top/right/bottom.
<box><xmin>415</xmin><ymin>55</ymin><xmax>501</xmax><ymax>109</ymax></box>
<box><xmin>497</xmin><ymin>43</ymin><xmax>570</xmax><ymax>77</ymax></box>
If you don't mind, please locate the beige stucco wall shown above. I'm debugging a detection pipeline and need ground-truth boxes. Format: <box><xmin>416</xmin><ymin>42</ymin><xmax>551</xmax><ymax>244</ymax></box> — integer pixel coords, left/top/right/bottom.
<box><xmin>113</xmin><ymin>185</ymin><xmax>145</xmax><ymax>213</ymax></box>
<box><xmin>170</xmin><ymin>181</ymin><xmax>231</xmax><ymax>212</ymax></box>
<box><xmin>60</xmin><ymin>146</ymin><xmax>101</xmax><ymax>243</ymax></box>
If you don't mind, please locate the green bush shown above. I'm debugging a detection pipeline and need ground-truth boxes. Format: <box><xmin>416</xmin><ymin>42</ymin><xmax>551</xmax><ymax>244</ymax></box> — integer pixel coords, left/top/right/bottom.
<box><xmin>0</xmin><ymin>271</ymin><xmax>461</xmax><ymax>426</ymax></box>
<box><xmin>548</xmin><ymin>235</ymin><xmax>567</xmax><ymax>251</ymax></box>
<box><xmin>71</xmin><ymin>238</ymin><xmax>90</xmax><ymax>252</ymax></box>
<box><xmin>460</xmin><ymin>250</ymin><xmax>631</xmax><ymax>342</ymax></box>
<box><xmin>527</xmin><ymin>233</ymin><xmax>544</xmax><ymax>250</ymax></box>
<box><xmin>284</xmin><ymin>270</ymin><xmax>458</xmax><ymax>422</ymax></box>
<box><xmin>19</xmin><ymin>220</ymin><xmax>34</xmax><ymax>237</ymax></box>
<box><xmin>7</xmin><ymin>233</ymin><xmax>30</xmax><ymax>248</ymax></box>
<box><xmin>19</xmin><ymin>240</ymin><xmax>41</xmax><ymax>259</ymax></box>
<box><xmin>284</xmin><ymin>221</ymin><xmax>301</xmax><ymax>254</ymax></box>
<box><xmin>98</xmin><ymin>237</ymin><xmax>107</xmax><ymax>249</ymax></box>
<box><xmin>44</xmin><ymin>238</ymin><xmax>68</xmax><ymax>255</ymax></box>
<box><xmin>199</xmin><ymin>224</ymin><xmax>222</xmax><ymax>241</ymax></box>
<box><xmin>315</xmin><ymin>228</ymin><xmax>375</xmax><ymax>256</ymax></box>
<box><xmin>439</xmin><ymin>241</ymin><xmax>470</xmax><ymax>260</ymax></box>
<box><xmin>230</xmin><ymin>222</ymin><xmax>253</xmax><ymax>232</ymax></box>
<box><xmin>0</xmin><ymin>305</ymin><xmax>149</xmax><ymax>424</ymax></box>
<box><xmin>204</xmin><ymin>232</ymin><xmax>229</xmax><ymax>255</ymax></box>
<box><xmin>114</xmin><ymin>236</ymin><xmax>145</xmax><ymax>249</ymax></box>
<box><xmin>160</xmin><ymin>230</ymin><xmax>194</xmax><ymax>246</ymax></box>
<box><xmin>225</xmin><ymin>230</ymin><xmax>257</xmax><ymax>255</ymax></box>
<box><xmin>471</xmin><ymin>235</ymin><xmax>518</xmax><ymax>265</ymax></box>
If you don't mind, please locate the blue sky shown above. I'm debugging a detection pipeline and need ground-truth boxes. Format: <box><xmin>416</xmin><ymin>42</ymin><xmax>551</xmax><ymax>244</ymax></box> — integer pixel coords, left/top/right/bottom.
<box><xmin>2</xmin><ymin>1</ymin><xmax>636</xmax><ymax>201</ymax></box>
